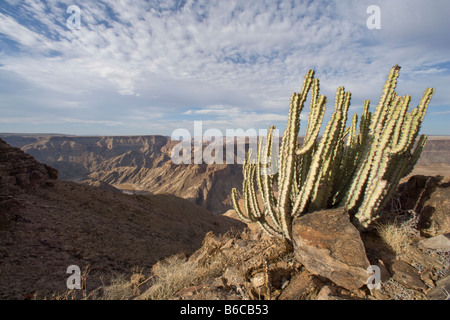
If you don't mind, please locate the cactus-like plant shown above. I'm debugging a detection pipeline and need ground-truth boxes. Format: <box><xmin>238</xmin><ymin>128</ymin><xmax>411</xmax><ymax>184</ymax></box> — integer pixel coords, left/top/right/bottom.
<box><xmin>231</xmin><ymin>65</ymin><xmax>434</xmax><ymax>241</ymax></box>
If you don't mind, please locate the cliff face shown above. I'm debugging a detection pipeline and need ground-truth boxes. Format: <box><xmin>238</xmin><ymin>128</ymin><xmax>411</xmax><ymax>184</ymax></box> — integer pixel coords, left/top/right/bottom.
<box><xmin>21</xmin><ymin>135</ymin><xmax>174</xmax><ymax>181</ymax></box>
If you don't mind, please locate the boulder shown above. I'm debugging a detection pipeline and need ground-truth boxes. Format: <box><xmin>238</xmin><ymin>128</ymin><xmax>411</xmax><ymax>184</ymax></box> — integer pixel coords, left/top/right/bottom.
<box><xmin>292</xmin><ymin>208</ymin><xmax>370</xmax><ymax>291</ymax></box>
<box><xmin>396</xmin><ymin>175</ymin><xmax>450</xmax><ymax>237</ymax></box>
<box><xmin>418</xmin><ymin>183</ymin><xmax>450</xmax><ymax>237</ymax></box>
<box><xmin>397</xmin><ymin>175</ymin><xmax>440</xmax><ymax>210</ymax></box>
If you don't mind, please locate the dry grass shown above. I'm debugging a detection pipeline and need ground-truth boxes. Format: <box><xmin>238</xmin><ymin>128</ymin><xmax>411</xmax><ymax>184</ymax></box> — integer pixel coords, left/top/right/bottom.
<box><xmin>375</xmin><ymin>222</ymin><xmax>412</xmax><ymax>255</ymax></box>
<box><xmin>45</xmin><ymin>265</ymin><xmax>149</xmax><ymax>300</ymax></box>
<box><xmin>147</xmin><ymin>255</ymin><xmax>200</xmax><ymax>300</ymax></box>
<box><xmin>375</xmin><ymin>194</ymin><xmax>421</xmax><ymax>256</ymax></box>
<box><xmin>99</xmin><ymin>275</ymin><xmax>136</xmax><ymax>300</ymax></box>
<box><xmin>40</xmin><ymin>232</ymin><xmax>243</xmax><ymax>300</ymax></box>
<box><xmin>46</xmin><ymin>264</ymin><xmax>91</xmax><ymax>300</ymax></box>
<box><xmin>141</xmin><ymin>231</ymin><xmax>255</xmax><ymax>300</ymax></box>
<box><xmin>146</xmin><ymin>245</ymin><xmax>235</xmax><ymax>300</ymax></box>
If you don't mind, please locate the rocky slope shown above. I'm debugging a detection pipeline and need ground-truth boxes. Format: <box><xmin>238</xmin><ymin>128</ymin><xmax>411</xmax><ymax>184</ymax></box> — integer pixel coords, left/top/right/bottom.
<box><xmin>128</xmin><ymin>175</ymin><xmax>449</xmax><ymax>301</ymax></box>
<box><xmin>0</xmin><ymin>138</ymin><xmax>245</xmax><ymax>299</ymax></box>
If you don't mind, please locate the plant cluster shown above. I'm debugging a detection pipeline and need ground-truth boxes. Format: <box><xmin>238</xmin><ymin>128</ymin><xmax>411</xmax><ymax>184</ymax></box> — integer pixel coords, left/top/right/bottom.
<box><xmin>232</xmin><ymin>65</ymin><xmax>435</xmax><ymax>241</ymax></box>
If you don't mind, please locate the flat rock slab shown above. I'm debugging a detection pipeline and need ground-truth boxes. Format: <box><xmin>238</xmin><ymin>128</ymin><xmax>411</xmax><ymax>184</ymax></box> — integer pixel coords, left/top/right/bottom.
<box><xmin>391</xmin><ymin>260</ymin><xmax>428</xmax><ymax>291</ymax></box>
<box><xmin>292</xmin><ymin>208</ymin><xmax>370</xmax><ymax>291</ymax></box>
<box><xmin>418</xmin><ymin>233</ymin><xmax>450</xmax><ymax>252</ymax></box>
<box><xmin>427</xmin><ymin>274</ymin><xmax>450</xmax><ymax>300</ymax></box>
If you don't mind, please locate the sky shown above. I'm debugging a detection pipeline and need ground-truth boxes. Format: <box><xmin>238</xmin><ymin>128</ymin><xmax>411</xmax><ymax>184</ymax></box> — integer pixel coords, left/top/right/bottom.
<box><xmin>0</xmin><ymin>0</ymin><xmax>449</xmax><ymax>137</ymax></box>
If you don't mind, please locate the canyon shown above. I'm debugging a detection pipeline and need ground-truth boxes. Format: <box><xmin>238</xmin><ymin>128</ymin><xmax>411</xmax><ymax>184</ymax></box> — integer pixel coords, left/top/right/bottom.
<box><xmin>2</xmin><ymin>134</ymin><xmax>450</xmax><ymax>216</ymax></box>
<box><xmin>0</xmin><ymin>134</ymin><xmax>449</xmax><ymax>299</ymax></box>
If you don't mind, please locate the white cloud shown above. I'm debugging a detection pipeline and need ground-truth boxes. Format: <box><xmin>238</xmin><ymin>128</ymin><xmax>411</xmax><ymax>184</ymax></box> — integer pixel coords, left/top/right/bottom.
<box><xmin>0</xmin><ymin>12</ymin><xmax>56</xmax><ymax>51</ymax></box>
<box><xmin>0</xmin><ymin>0</ymin><xmax>449</xmax><ymax>135</ymax></box>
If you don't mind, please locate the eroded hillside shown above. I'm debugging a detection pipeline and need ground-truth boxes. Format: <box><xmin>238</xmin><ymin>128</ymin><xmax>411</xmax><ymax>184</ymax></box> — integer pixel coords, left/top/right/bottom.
<box><xmin>0</xmin><ymin>138</ymin><xmax>244</xmax><ymax>299</ymax></box>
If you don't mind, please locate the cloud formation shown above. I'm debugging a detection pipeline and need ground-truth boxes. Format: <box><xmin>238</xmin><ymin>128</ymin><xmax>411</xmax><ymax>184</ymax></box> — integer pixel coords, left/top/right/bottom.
<box><xmin>0</xmin><ymin>0</ymin><xmax>449</xmax><ymax>135</ymax></box>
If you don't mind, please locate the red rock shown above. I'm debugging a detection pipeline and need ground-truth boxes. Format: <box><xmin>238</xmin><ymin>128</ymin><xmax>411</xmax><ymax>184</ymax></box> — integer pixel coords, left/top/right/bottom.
<box><xmin>292</xmin><ymin>208</ymin><xmax>370</xmax><ymax>291</ymax></box>
<box><xmin>391</xmin><ymin>260</ymin><xmax>428</xmax><ymax>291</ymax></box>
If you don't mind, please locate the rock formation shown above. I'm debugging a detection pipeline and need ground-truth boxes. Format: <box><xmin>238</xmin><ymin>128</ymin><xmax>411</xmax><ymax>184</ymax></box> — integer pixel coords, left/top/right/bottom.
<box><xmin>291</xmin><ymin>208</ymin><xmax>370</xmax><ymax>291</ymax></box>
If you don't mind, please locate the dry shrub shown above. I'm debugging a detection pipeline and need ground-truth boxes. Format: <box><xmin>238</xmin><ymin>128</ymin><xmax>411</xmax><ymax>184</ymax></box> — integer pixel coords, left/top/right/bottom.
<box><xmin>100</xmin><ymin>275</ymin><xmax>136</xmax><ymax>300</ymax></box>
<box><xmin>146</xmin><ymin>234</ymin><xmax>242</xmax><ymax>300</ymax></box>
<box><xmin>147</xmin><ymin>255</ymin><xmax>201</xmax><ymax>300</ymax></box>
<box><xmin>376</xmin><ymin>222</ymin><xmax>411</xmax><ymax>255</ymax></box>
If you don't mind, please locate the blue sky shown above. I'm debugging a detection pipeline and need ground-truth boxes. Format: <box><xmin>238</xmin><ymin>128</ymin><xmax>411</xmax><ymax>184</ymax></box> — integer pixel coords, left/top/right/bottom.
<box><xmin>0</xmin><ymin>0</ymin><xmax>449</xmax><ymax>136</ymax></box>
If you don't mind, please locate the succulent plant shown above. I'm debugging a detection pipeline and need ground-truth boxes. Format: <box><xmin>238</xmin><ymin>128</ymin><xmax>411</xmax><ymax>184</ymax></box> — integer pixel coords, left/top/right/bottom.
<box><xmin>232</xmin><ymin>65</ymin><xmax>434</xmax><ymax>241</ymax></box>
